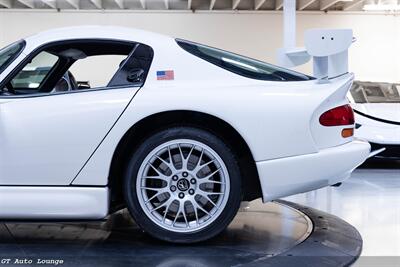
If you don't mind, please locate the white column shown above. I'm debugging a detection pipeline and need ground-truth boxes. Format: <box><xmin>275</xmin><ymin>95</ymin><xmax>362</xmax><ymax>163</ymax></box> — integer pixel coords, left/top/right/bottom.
<box><xmin>283</xmin><ymin>0</ymin><xmax>296</xmax><ymax>49</ymax></box>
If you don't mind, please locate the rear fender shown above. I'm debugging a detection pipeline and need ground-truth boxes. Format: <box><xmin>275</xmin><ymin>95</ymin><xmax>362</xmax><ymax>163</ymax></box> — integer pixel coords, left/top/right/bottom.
<box><xmin>310</xmin><ymin>73</ymin><xmax>355</xmax><ymax>149</ymax></box>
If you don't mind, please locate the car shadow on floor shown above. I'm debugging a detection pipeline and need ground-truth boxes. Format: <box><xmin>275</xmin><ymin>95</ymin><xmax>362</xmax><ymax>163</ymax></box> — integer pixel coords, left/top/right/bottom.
<box><xmin>0</xmin><ymin>201</ymin><xmax>312</xmax><ymax>267</ymax></box>
<box><xmin>359</xmin><ymin>159</ymin><xmax>400</xmax><ymax>169</ymax></box>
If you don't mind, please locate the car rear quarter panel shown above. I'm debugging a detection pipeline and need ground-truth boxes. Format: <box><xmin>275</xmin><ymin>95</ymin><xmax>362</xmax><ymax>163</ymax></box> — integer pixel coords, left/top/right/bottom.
<box><xmin>73</xmin><ymin>78</ymin><xmax>347</xmax><ymax>186</ymax></box>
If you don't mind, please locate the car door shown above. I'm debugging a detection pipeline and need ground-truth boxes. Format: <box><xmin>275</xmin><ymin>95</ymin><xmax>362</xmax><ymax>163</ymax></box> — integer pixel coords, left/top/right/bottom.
<box><xmin>0</xmin><ymin>40</ymin><xmax>153</xmax><ymax>186</ymax></box>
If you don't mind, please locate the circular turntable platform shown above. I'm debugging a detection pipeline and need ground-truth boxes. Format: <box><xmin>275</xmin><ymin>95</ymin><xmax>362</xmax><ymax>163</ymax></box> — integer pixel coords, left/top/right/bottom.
<box><xmin>0</xmin><ymin>200</ymin><xmax>362</xmax><ymax>266</ymax></box>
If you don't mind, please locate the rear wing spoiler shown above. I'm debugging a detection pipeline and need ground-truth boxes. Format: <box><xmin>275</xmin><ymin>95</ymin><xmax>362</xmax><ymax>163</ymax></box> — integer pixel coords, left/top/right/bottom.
<box><xmin>276</xmin><ymin>0</ymin><xmax>355</xmax><ymax>83</ymax></box>
<box><xmin>277</xmin><ymin>28</ymin><xmax>355</xmax><ymax>82</ymax></box>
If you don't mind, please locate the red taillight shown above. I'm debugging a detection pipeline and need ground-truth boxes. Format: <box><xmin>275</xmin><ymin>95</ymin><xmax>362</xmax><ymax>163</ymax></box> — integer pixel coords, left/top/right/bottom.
<box><xmin>319</xmin><ymin>104</ymin><xmax>355</xmax><ymax>127</ymax></box>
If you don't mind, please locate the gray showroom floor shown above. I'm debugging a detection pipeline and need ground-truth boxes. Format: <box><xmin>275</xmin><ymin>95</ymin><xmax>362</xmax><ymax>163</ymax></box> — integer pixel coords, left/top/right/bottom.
<box><xmin>285</xmin><ymin>160</ymin><xmax>400</xmax><ymax>261</ymax></box>
<box><xmin>2</xmin><ymin>199</ymin><xmax>363</xmax><ymax>267</ymax></box>
<box><xmin>0</xmin><ymin>161</ymin><xmax>398</xmax><ymax>266</ymax></box>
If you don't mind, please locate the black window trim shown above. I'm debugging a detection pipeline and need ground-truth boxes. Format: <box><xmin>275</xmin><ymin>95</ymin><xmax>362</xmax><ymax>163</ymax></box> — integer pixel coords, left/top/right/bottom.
<box><xmin>0</xmin><ymin>38</ymin><xmax>154</xmax><ymax>99</ymax></box>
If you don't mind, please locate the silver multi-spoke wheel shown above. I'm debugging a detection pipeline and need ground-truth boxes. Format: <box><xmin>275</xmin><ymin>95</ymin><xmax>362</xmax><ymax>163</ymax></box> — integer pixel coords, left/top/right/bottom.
<box><xmin>136</xmin><ymin>139</ymin><xmax>230</xmax><ymax>233</ymax></box>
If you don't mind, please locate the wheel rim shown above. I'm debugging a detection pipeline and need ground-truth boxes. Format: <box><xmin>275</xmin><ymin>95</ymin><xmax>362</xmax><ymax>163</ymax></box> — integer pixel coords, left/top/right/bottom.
<box><xmin>136</xmin><ymin>139</ymin><xmax>231</xmax><ymax>233</ymax></box>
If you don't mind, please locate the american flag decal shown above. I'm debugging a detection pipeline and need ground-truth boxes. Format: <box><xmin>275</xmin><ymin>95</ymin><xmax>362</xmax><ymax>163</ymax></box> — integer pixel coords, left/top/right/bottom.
<box><xmin>157</xmin><ymin>70</ymin><xmax>174</xmax><ymax>80</ymax></box>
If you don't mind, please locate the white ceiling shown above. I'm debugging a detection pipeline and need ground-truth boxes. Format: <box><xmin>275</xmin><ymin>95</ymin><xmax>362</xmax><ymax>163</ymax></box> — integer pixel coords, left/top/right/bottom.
<box><xmin>0</xmin><ymin>0</ymin><xmax>378</xmax><ymax>12</ymax></box>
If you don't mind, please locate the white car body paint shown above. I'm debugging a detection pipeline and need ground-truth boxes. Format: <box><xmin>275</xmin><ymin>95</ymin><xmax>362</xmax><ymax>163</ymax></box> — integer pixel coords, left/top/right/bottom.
<box><xmin>0</xmin><ymin>88</ymin><xmax>139</xmax><ymax>185</ymax></box>
<box><xmin>0</xmin><ymin>186</ymin><xmax>108</xmax><ymax>219</ymax></box>
<box><xmin>0</xmin><ymin>26</ymin><xmax>370</xmax><ymax>219</ymax></box>
<box><xmin>257</xmin><ymin>140</ymin><xmax>369</xmax><ymax>200</ymax></box>
<box><xmin>352</xmin><ymin>103</ymin><xmax>400</xmax><ymax>146</ymax></box>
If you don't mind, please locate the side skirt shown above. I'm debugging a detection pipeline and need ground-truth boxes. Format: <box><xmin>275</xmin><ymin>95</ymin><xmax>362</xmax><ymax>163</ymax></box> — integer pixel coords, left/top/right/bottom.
<box><xmin>0</xmin><ymin>186</ymin><xmax>109</xmax><ymax>220</ymax></box>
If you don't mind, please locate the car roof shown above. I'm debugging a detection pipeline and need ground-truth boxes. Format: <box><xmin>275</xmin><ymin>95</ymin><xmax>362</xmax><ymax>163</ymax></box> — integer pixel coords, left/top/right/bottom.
<box><xmin>23</xmin><ymin>25</ymin><xmax>174</xmax><ymax>50</ymax></box>
<box><xmin>16</xmin><ymin>26</ymin><xmax>264</xmax><ymax>86</ymax></box>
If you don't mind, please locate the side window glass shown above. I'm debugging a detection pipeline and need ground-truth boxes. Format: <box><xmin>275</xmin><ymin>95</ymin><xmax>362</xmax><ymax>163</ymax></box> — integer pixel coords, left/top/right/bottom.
<box><xmin>0</xmin><ymin>41</ymin><xmax>25</xmax><ymax>74</ymax></box>
<box><xmin>350</xmin><ymin>84</ymin><xmax>367</xmax><ymax>103</ymax></box>
<box><xmin>68</xmin><ymin>55</ymin><xmax>127</xmax><ymax>89</ymax></box>
<box><xmin>1</xmin><ymin>40</ymin><xmax>153</xmax><ymax>96</ymax></box>
<box><xmin>11</xmin><ymin>51</ymin><xmax>59</xmax><ymax>92</ymax></box>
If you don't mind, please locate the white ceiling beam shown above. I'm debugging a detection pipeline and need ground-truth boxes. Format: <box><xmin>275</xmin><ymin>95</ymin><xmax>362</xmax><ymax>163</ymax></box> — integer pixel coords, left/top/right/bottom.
<box><xmin>188</xmin><ymin>0</ymin><xmax>192</xmax><ymax>9</ymax></box>
<box><xmin>139</xmin><ymin>0</ymin><xmax>146</xmax><ymax>9</ymax></box>
<box><xmin>343</xmin><ymin>0</ymin><xmax>364</xmax><ymax>10</ymax></box>
<box><xmin>164</xmin><ymin>0</ymin><xmax>169</xmax><ymax>9</ymax></box>
<box><xmin>233</xmin><ymin>0</ymin><xmax>242</xmax><ymax>9</ymax></box>
<box><xmin>17</xmin><ymin>0</ymin><xmax>35</xmax><ymax>8</ymax></box>
<box><xmin>0</xmin><ymin>0</ymin><xmax>11</xmax><ymax>8</ymax></box>
<box><xmin>41</xmin><ymin>0</ymin><xmax>57</xmax><ymax>8</ymax></box>
<box><xmin>210</xmin><ymin>0</ymin><xmax>217</xmax><ymax>9</ymax></box>
<box><xmin>90</xmin><ymin>0</ymin><xmax>102</xmax><ymax>9</ymax></box>
<box><xmin>275</xmin><ymin>0</ymin><xmax>283</xmax><ymax>10</ymax></box>
<box><xmin>114</xmin><ymin>0</ymin><xmax>123</xmax><ymax>9</ymax></box>
<box><xmin>298</xmin><ymin>0</ymin><xmax>317</xmax><ymax>10</ymax></box>
<box><xmin>320</xmin><ymin>0</ymin><xmax>341</xmax><ymax>10</ymax></box>
<box><xmin>255</xmin><ymin>0</ymin><xmax>267</xmax><ymax>10</ymax></box>
<box><xmin>66</xmin><ymin>0</ymin><xmax>80</xmax><ymax>9</ymax></box>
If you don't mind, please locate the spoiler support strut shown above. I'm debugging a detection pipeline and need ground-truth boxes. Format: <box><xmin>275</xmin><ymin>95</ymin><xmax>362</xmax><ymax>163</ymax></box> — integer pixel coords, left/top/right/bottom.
<box><xmin>277</xmin><ymin>0</ymin><xmax>355</xmax><ymax>82</ymax></box>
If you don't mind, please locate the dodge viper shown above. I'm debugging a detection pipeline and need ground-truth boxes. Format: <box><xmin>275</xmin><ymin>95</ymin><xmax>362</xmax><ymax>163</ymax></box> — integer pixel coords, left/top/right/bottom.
<box><xmin>0</xmin><ymin>26</ymin><xmax>370</xmax><ymax>243</ymax></box>
<box><xmin>349</xmin><ymin>81</ymin><xmax>400</xmax><ymax>160</ymax></box>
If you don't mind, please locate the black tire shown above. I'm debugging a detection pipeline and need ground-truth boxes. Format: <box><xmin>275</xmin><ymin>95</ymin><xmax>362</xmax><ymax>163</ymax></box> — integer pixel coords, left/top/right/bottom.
<box><xmin>123</xmin><ymin>126</ymin><xmax>242</xmax><ymax>243</ymax></box>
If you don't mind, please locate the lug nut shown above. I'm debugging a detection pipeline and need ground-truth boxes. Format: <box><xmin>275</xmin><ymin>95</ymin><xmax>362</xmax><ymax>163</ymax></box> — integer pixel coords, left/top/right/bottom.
<box><xmin>189</xmin><ymin>189</ymin><xmax>195</xmax><ymax>195</ymax></box>
<box><xmin>172</xmin><ymin>175</ymin><xmax>178</xmax><ymax>181</ymax></box>
<box><xmin>178</xmin><ymin>192</ymin><xmax>185</xmax><ymax>199</ymax></box>
<box><xmin>170</xmin><ymin>186</ymin><xmax>177</xmax><ymax>192</ymax></box>
<box><xmin>190</xmin><ymin>178</ymin><xmax>196</xmax><ymax>184</ymax></box>
<box><xmin>182</xmin><ymin>172</ymin><xmax>188</xmax><ymax>177</ymax></box>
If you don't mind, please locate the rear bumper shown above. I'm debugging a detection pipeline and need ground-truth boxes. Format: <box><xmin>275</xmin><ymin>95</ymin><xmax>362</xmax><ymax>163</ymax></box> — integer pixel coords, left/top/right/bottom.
<box><xmin>257</xmin><ymin>140</ymin><xmax>370</xmax><ymax>202</ymax></box>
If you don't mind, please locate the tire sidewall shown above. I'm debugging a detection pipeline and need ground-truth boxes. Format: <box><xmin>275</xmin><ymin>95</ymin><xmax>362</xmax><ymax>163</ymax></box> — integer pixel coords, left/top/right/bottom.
<box><xmin>123</xmin><ymin>126</ymin><xmax>242</xmax><ymax>243</ymax></box>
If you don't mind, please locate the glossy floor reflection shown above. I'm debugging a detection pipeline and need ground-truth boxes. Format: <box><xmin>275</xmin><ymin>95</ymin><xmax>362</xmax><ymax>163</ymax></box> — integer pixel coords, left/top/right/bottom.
<box><xmin>285</xmin><ymin>160</ymin><xmax>400</xmax><ymax>257</ymax></box>
<box><xmin>0</xmin><ymin>201</ymin><xmax>311</xmax><ymax>266</ymax></box>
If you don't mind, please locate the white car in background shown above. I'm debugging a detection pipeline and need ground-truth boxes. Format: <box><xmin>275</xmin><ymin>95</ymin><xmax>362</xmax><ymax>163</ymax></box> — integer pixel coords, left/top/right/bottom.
<box><xmin>0</xmin><ymin>26</ymin><xmax>370</xmax><ymax>243</ymax></box>
<box><xmin>349</xmin><ymin>81</ymin><xmax>400</xmax><ymax>160</ymax></box>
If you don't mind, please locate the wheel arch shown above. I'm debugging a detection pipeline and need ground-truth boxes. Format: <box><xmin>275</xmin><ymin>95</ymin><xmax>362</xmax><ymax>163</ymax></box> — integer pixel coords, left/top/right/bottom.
<box><xmin>108</xmin><ymin>110</ymin><xmax>262</xmax><ymax>211</ymax></box>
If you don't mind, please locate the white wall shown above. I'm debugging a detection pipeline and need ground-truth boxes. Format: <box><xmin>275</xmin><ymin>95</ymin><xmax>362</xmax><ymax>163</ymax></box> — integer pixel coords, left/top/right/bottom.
<box><xmin>0</xmin><ymin>10</ymin><xmax>398</xmax><ymax>83</ymax></box>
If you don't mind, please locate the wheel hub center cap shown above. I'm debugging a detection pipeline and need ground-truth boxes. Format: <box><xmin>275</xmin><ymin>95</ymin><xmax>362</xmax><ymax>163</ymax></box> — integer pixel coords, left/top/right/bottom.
<box><xmin>177</xmin><ymin>178</ymin><xmax>190</xmax><ymax>191</ymax></box>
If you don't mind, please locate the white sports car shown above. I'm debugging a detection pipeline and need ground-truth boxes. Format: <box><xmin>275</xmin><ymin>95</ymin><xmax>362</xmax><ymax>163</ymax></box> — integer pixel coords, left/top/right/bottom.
<box><xmin>349</xmin><ymin>81</ymin><xmax>400</xmax><ymax>160</ymax></box>
<box><xmin>0</xmin><ymin>26</ymin><xmax>370</xmax><ymax>243</ymax></box>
